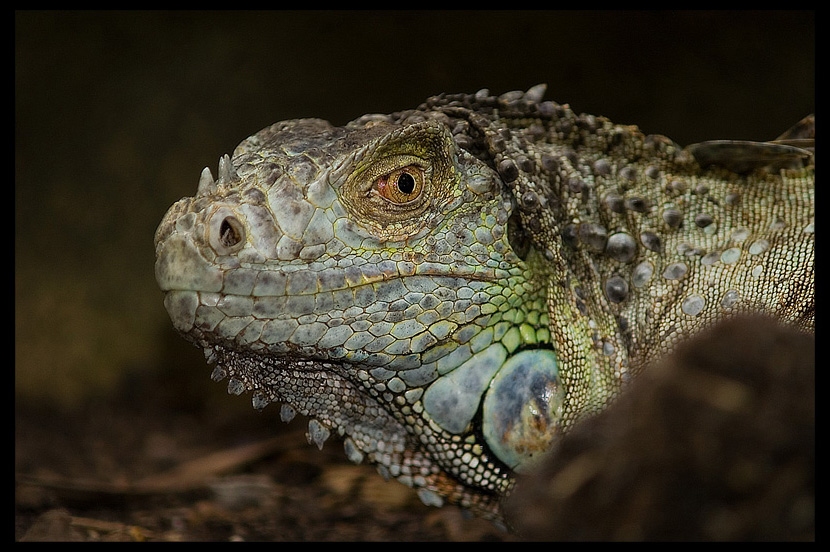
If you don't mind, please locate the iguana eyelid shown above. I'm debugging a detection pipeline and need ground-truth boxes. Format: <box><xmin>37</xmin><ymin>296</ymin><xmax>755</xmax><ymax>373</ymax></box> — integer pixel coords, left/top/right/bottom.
<box><xmin>361</xmin><ymin>154</ymin><xmax>428</xmax><ymax>181</ymax></box>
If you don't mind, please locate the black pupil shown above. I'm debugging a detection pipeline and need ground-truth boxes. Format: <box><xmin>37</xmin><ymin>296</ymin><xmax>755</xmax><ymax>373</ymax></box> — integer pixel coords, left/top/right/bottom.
<box><xmin>396</xmin><ymin>172</ymin><xmax>416</xmax><ymax>195</ymax></box>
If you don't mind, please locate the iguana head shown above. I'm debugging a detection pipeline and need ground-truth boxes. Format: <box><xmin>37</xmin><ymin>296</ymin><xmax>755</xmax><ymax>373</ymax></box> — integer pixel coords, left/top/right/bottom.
<box><xmin>154</xmin><ymin>107</ymin><xmax>562</xmax><ymax>517</ymax></box>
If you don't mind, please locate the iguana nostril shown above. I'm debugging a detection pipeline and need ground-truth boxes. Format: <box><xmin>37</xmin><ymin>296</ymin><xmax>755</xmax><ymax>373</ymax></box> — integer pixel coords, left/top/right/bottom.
<box><xmin>207</xmin><ymin>207</ymin><xmax>245</xmax><ymax>255</ymax></box>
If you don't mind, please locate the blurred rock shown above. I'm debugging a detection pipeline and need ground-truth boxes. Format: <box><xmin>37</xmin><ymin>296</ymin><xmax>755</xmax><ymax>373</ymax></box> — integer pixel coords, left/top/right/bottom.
<box><xmin>505</xmin><ymin>315</ymin><xmax>814</xmax><ymax>540</ymax></box>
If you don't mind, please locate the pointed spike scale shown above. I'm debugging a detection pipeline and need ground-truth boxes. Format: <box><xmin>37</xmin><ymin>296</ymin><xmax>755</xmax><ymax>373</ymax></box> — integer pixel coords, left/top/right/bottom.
<box><xmin>217</xmin><ymin>154</ymin><xmax>237</xmax><ymax>186</ymax></box>
<box><xmin>279</xmin><ymin>403</ymin><xmax>296</xmax><ymax>423</ymax></box>
<box><xmin>252</xmin><ymin>393</ymin><xmax>269</xmax><ymax>410</ymax></box>
<box><xmin>343</xmin><ymin>437</ymin><xmax>364</xmax><ymax>464</ymax></box>
<box><xmin>524</xmin><ymin>83</ymin><xmax>547</xmax><ymax>103</ymax></box>
<box><xmin>227</xmin><ymin>377</ymin><xmax>245</xmax><ymax>395</ymax></box>
<box><xmin>197</xmin><ymin>166</ymin><xmax>216</xmax><ymax>196</ymax></box>
<box><xmin>210</xmin><ymin>365</ymin><xmax>227</xmax><ymax>382</ymax></box>
<box><xmin>306</xmin><ymin>419</ymin><xmax>330</xmax><ymax>450</ymax></box>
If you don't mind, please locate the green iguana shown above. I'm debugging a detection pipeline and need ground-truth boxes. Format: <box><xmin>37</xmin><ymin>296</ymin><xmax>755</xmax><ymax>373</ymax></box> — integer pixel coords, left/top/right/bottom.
<box><xmin>154</xmin><ymin>85</ymin><xmax>814</xmax><ymax>520</ymax></box>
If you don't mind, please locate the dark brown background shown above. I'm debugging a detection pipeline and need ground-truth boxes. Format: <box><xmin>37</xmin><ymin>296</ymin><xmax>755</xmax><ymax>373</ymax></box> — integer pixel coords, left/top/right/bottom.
<box><xmin>15</xmin><ymin>11</ymin><xmax>814</xmax><ymax>541</ymax></box>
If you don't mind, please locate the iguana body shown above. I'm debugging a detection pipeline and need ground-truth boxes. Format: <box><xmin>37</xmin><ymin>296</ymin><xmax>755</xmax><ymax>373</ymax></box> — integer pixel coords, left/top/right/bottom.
<box><xmin>154</xmin><ymin>86</ymin><xmax>814</xmax><ymax>520</ymax></box>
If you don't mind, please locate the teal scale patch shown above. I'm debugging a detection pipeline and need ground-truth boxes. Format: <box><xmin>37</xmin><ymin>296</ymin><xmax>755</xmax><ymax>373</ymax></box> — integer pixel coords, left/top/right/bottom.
<box><xmin>422</xmin><ymin>343</ymin><xmax>507</xmax><ymax>434</ymax></box>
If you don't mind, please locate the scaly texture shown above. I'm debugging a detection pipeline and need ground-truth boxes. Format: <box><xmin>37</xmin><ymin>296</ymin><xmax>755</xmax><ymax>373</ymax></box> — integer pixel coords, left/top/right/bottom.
<box><xmin>154</xmin><ymin>85</ymin><xmax>814</xmax><ymax>520</ymax></box>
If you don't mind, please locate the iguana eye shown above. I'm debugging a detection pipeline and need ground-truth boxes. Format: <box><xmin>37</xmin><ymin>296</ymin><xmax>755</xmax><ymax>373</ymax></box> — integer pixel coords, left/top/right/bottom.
<box><xmin>374</xmin><ymin>167</ymin><xmax>424</xmax><ymax>204</ymax></box>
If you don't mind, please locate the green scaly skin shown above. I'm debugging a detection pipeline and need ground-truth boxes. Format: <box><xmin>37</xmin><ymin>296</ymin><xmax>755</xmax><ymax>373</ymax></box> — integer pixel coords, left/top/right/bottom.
<box><xmin>154</xmin><ymin>86</ymin><xmax>814</xmax><ymax>520</ymax></box>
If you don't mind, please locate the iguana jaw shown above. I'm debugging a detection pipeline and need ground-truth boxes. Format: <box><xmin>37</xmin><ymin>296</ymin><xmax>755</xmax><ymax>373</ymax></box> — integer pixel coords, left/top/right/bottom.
<box><xmin>190</xmin><ymin>335</ymin><xmax>511</xmax><ymax>520</ymax></box>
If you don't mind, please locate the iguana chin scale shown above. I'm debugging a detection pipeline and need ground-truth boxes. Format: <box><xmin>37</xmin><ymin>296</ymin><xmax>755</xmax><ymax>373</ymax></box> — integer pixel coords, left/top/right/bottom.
<box><xmin>154</xmin><ymin>85</ymin><xmax>814</xmax><ymax>520</ymax></box>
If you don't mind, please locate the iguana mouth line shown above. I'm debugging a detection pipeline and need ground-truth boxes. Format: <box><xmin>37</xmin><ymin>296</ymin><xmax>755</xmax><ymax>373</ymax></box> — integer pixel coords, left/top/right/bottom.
<box><xmin>158</xmin><ymin>267</ymin><xmax>503</xmax><ymax>297</ymax></box>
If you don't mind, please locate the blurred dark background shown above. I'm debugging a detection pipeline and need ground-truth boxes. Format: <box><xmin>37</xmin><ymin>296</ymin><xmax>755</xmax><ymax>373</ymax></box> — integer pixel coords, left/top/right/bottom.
<box><xmin>15</xmin><ymin>10</ymin><xmax>814</xmax><ymax>540</ymax></box>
